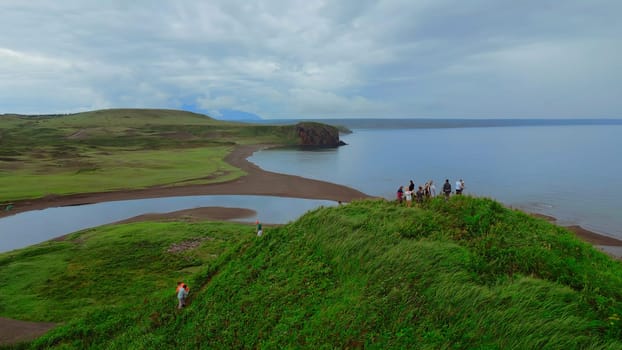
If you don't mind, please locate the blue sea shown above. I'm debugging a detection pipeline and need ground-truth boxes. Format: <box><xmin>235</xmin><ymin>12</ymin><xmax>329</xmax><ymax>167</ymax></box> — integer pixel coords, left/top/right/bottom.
<box><xmin>249</xmin><ymin>124</ymin><xmax>622</xmax><ymax>239</ymax></box>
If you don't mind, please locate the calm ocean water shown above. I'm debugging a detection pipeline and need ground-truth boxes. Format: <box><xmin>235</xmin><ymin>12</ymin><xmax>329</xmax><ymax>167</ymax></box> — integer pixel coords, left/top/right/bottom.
<box><xmin>249</xmin><ymin>125</ymin><xmax>622</xmax><ymax>239</ymax></box>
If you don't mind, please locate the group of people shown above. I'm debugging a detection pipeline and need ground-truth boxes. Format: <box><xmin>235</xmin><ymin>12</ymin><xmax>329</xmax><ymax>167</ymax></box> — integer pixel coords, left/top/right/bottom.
<box><xmin>397</xmin><ymin>178</ymin><xmax>465</xmax><ymax>205</ymax></box>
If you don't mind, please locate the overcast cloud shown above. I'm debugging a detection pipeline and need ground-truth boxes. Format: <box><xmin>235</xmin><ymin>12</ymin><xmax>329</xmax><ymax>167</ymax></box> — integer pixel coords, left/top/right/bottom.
<box><xmin>1</xmin><ymin>0</ymin><xmax>620</xmax><ymax>118</ymax></box>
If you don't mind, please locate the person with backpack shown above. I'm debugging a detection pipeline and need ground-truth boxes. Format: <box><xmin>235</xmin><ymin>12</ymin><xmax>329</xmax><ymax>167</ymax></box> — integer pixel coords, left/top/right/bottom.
<box><xmin>443</xmin><ymin>179</ymin><xmax>451</xmax><ymax>200</ymax></box>
<box><xmin>256</xmin><ymin>220</ymin><xmax>263</xmax><ymax>237</ymax></box>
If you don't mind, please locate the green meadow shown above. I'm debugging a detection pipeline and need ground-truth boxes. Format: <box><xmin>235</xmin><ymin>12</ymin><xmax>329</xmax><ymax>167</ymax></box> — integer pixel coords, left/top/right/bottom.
<box><xmin>2</xmin><ymin>197</ymin><xmax>622</xmax><ymax>349</ymax></box>
<box><xmin>0</xmin><ymin>109</ymin><xmax>298</xmax><ymax>202</ymax></box>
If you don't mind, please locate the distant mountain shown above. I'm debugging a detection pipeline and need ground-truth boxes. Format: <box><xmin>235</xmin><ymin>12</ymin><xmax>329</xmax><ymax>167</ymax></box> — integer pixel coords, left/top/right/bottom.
<box><xmin>214</xmin><ymin>109</ymin><xmax>262</xmax><ymax>121</ymax></box>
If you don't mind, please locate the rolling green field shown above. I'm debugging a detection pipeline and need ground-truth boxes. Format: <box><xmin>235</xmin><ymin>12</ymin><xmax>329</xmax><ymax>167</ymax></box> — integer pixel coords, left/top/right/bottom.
<box><xmin>0</xmin><ymin>109</ymin><xmax>299</xmax><ymax>202</ymax></box>
<box><xmin>2</xmin><ymin>196</ymin><xmax>622</xmax><ymax>349</ymax></box>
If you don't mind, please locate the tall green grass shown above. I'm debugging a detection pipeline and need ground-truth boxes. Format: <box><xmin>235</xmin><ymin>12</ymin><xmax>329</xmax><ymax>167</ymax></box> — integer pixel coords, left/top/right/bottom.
<box><xmin>2</xmin><ymin>196</ymin><xmax>622</xmax><ymax>349</ymax></box>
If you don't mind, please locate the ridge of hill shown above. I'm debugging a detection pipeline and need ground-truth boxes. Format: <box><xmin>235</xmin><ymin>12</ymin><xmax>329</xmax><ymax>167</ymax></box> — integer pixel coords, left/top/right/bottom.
<box><xmin>2</xmin><ymin>197</ymin><xmax>622</xmax><ymax>348</ymax></box>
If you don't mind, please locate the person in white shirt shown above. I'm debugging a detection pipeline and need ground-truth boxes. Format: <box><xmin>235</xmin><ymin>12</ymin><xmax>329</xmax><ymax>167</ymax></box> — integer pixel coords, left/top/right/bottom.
<box><xmin>177</xmin><ymin>283</ymin><xmax>189</xmax><ymax>309</ymax></box>
<box><xmin>404</xmin><ymin>189</ymin><xmax>413</xmax><ymax>207</ymax></box>
<box><xmin>455</xmin><ymin>179</ymin><xmax>463</xmax><ymax>195</ymax></box>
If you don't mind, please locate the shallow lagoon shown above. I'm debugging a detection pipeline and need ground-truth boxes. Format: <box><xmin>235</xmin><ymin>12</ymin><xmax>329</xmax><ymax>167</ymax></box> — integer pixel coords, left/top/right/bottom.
<box><xmin>0</xmin><ymin>195</ymin><xmax>335</xmax><ymax>253</ymax></box>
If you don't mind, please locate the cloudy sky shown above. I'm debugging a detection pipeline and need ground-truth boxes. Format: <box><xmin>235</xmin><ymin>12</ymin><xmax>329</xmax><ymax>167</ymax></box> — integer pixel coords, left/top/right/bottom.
<box><xmin>1</xmin><ymin>0</ymin><xmax>620</xmax><ymax>119</ymax></box>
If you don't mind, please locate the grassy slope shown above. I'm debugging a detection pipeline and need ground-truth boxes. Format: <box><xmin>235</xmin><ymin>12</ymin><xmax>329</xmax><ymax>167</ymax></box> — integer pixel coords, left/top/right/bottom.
<box><xmin>2</xmin><ymin>196</ymin><xmax>622</xmax><ymax>349</ymax></box>
<box><xmin>0</xmin><ymin>109</ymin><xmax>299</xmax><ymax>202</ymax></box>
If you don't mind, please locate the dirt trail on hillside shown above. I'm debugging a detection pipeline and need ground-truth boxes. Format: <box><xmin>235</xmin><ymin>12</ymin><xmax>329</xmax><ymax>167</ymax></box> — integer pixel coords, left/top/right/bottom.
<box><xmin>0</xmin><ymin>317</ymin><xmax>56</xmax><ymax>345</ymax></box>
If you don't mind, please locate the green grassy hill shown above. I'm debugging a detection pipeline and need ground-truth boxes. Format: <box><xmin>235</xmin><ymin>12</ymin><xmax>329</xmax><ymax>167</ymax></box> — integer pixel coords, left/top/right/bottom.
<box><xmin>2</xmin><ymin>196</ymin><xmax>622</xmax><ymax>349</ymax></box>
<box><xmin>0</xmin><ymin>109</ymin><xmax>304</xmax><ymax>202</ymax></box>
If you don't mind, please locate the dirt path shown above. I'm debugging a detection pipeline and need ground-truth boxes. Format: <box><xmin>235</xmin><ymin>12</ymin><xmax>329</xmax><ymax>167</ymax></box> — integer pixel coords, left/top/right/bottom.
<box><xmin>0</xmin><ymin>317</ymin><xmax>56</xmax><ymax>345</ymax></box>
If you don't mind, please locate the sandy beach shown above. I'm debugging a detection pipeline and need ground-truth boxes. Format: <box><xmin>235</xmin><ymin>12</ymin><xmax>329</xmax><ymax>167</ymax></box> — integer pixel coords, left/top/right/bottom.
<box><xmin>0</xmin><ymin>144</ymin><xmax>370</xmax><ymax>218</ymax></box>
<box><xmin>528</xmin><ymin>213</ymin><xmax>622</xmax><ymax>258</ymax></box>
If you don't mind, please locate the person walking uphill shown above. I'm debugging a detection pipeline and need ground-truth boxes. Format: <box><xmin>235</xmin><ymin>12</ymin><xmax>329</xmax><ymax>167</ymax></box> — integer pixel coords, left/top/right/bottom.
<box><xmin>443</xmin><ymin>179</ymin><xmax>452</xmax><ymax>200</ymax></box>
<box><xmin>177</xmin><ymin>282</ymin><xmax>189</xmax><ymax>309</ymax></box>
<box><xmin>256</xmin><ymin>220</ymin><xmax>263</xmax><ymax>237</ymax></box>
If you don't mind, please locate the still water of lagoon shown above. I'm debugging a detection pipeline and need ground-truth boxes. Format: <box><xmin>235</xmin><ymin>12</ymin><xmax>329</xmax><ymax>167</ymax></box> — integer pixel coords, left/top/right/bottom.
<box><xmin>0</xmin><ymin>195</ymin><xmax>336</xmax><ymax>253</ymax></box>
<box><xmin>249</xmin><ymin>125</ymin><xmax>622</xmax><ymax>239</ymax></box>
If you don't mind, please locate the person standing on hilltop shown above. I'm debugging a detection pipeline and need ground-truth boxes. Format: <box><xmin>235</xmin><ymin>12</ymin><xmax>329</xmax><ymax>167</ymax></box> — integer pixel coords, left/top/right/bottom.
<box><xmin>416</xmin><ymin>186</ymin><xmax>424</xmax><ymax>204</ymax></box>
<box><xmin>455</xmin><ymin>179</ymin><xmax>463</xmax><ymax>195</ymax></box>
<box><xmin>443</xmin><ymin>179</ymin><xmax>451</xmax><ymax>200</ymax></box>
<box><xmin>396</xmin><ymin>186</ymin><xmax>404</xmax><ymax>204</ymax></box>
<box><xmin>460</xmin><ymin>179</ymin><xmax>465</xmax><ymax>194</ymax></box>
<box><xmin>404</xmin><ymin>188</ymin><xmax>413</xmax><ymax>207</ymax></box>
<box><xmin>408</xmin><ymin>180</ymin><xmax>415</xmax><ymax>192</ymax></box>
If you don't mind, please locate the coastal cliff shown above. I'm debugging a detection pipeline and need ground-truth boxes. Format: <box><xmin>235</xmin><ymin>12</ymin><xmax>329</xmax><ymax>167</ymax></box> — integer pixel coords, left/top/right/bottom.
<box><xmin>294</xmin><ymin>122</ymin><xmax>345</xmax><ymax>147</ymax></box>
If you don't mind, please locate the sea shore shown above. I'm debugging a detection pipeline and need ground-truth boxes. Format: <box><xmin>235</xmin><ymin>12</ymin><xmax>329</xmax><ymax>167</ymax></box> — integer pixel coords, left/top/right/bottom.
<box><xmin>1</xmin><ymin>144</ymin><xmax>620</xmax><ymax>258</ymax></box>
<box><xmin>0</xmin><ymin>144</ymin><xmax>370</xmax><ymax>219</ymax></box>
<box><xmin>528</xmin><ymin>213</ymin><xmax>622</xmax><ymax>259</ymax></box>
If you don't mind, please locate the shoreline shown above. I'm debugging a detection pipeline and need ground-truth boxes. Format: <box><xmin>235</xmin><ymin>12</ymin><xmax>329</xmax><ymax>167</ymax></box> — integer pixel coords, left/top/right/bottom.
<box><xmin>1</xmin><ymin>143</ymin><xmax>621</xmax><ymax>256</ymax></box>
<box><xmin>528</xmin><ymin>212</ymin><xmax>622</xmax><ymax>245</ymax></box>
<box><xmin>0</xmin><ymin>144</ymin><xmax>371</xmax><ymax>219</ymax></box>
<box><xmin>528</xmin><ymin>212</ymin><xmax>622</xmax><ymax>258</ymax></box>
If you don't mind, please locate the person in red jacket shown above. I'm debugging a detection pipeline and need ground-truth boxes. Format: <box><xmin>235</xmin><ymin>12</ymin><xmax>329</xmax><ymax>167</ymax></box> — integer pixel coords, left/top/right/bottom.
<box><xmin>176</xmin><ymin>282</ymin><xmax>190</xmax><ymax>309</ymax></box>
<box><xmin>396</xmin><ymin>185</ymin><xmax>404</xmax><ymax>204</ymax></box>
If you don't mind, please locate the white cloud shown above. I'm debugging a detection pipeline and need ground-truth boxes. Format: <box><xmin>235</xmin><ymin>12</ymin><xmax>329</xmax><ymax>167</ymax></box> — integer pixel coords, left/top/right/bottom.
<box><xmin>0</xmin><ymin>0</ymin><xmax>620</xmax><ymax>118</ymax></box>
<box><xmin>196</xmin><ymin>94</ymin><xmax>238</xmax><ymax>111</ymax></box>
<box><xmin>282</xmin><ymin>88</ymin><xmax>386</xmax><ymax>118</ymax></box>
